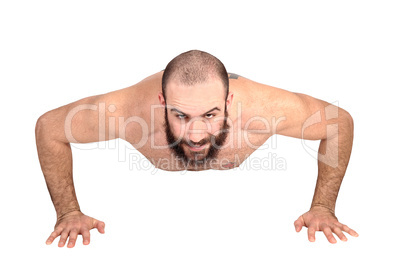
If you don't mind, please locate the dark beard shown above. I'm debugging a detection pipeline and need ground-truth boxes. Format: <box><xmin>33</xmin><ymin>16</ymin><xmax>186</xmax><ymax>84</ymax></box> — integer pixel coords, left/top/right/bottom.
<box><xmin>164</xmin><ymin>108</ymin><xmax>230</xmax><ymax>169</ymax></box>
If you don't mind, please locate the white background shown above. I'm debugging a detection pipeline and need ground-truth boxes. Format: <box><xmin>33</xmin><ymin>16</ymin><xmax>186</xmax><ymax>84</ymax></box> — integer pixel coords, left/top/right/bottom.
<box><xmin>1</xmin><ymin>0</ymin><xmax>401</xmax><ymax>270</ymax></box>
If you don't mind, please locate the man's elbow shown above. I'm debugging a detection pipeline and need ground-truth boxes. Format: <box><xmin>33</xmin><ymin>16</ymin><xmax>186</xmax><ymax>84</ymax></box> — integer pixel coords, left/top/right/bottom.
<box><xmin>337</xmin><ymin>108</ymin><xmax>354</xmax><ymax>135</ymax></box>
<box><xmin>341</xmin><ymin>108</ymin><xmax>353</xmax><ymax>127</ymax></box>
<box><xmin>35</xmin><ymin>113</ymin><xmax>48</xmax><ymax>138</ymax></box>
<box><xmin>35</xmin><ymin>111</ymin><xmax>57</xmax><ymax>140</ymax></box>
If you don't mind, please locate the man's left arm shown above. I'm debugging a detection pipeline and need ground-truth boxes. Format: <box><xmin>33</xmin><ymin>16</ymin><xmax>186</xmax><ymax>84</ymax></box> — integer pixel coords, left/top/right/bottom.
<box><xmin>267</xmin><ymin>90</ymin><xmax>359</xmax><ymax>243</ymax></box>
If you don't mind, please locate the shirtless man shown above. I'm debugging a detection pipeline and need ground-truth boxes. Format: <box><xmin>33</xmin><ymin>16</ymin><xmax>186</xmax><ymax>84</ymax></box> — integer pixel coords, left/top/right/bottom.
<box><xmin>35</xmin><ymin>50</ymin><xmax>359</xmax><ymax>248</ymax></box>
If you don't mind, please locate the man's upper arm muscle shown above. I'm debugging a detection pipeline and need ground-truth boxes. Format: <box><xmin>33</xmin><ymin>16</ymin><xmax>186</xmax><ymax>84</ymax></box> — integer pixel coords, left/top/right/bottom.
<box><xmin>271</xmin><ymin>90</ymin><xmax>352</xmax><ymax>140</ymax></box>
<box><xmin>37</xmin><ymin>86</ymin><xmax>139</xmax><ymax>144</ymax></box>
<box><xmin>244</xmin><ymin>79</ymin><xmax>352</xmax><ymax>140</ymax></box>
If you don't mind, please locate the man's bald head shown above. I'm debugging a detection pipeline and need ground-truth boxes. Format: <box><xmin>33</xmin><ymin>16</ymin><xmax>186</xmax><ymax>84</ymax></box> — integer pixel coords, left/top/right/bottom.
<box><xmin>161</xmin><ymin>50</ymin><xmax>229</xmax><ymax>101</ymax></box>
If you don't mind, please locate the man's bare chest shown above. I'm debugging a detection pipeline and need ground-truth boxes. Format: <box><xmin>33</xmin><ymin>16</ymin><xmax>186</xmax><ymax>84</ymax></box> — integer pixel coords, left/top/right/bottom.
<box><xmin>132</xmin><ymin>129</ymin><xmax>272</xmax><ymax>172</ymax></box>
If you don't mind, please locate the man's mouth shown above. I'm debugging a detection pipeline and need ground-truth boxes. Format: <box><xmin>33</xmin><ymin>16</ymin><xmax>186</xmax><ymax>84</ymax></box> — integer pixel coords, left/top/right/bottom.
<box><xmin>187</xmin><ymin>144</ymin><xmax>207</xmax><ymax>152</ymax></box>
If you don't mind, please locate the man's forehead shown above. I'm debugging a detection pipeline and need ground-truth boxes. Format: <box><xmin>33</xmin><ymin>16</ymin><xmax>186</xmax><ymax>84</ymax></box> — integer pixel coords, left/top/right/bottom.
<box><xmin>168</xmin><ymin>98</ymin><xmax>223</xmax><ymax>116</ymax></box>
<box><xmin>166</xmin><ymin>86</ymin><xmax>225</xmax><ymax>114</ymax></box>
<box><xmin>165</xmin><ymin>78</ymin><xmax>226</xmax><ymax>100</ymax></box>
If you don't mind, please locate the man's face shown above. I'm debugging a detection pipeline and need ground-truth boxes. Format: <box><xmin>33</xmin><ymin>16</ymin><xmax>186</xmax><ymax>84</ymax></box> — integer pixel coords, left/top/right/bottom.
<box><xmin>160</xmin><ymin>78</ymin><xmax>232</xmax><ymax>167</ymax></box>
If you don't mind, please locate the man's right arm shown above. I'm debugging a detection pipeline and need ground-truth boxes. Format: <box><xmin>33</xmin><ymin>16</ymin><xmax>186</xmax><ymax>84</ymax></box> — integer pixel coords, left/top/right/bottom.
<box><xmin>35</xmin><ymin>88</ymin><xmax>132</xmax><ymax>247</ymax></box>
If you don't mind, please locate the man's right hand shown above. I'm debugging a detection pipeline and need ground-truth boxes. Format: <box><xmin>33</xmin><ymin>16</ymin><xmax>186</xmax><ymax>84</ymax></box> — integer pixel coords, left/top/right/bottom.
<box><xmin>46</xmin><ymin>210</ymin><xmax>105</xmax><ymax>248</ymax></box>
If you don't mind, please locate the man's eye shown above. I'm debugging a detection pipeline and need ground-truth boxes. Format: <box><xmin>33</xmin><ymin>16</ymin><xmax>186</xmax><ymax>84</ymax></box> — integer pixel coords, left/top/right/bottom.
<box><xmin>177</xmin><ymin>114</ymin><xmax>186</xmax><ymax>119</ymax></box>
<box><xmin>205</xmin><ymin>114</ymin><xmax>215</xmax><ymax>119</ymax></box>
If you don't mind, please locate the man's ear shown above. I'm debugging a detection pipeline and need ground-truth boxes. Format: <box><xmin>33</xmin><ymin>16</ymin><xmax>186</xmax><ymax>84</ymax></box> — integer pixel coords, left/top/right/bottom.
<box><xmin>158</xmin><ymin>92</ymin><xmax>166</xmax><ymax>106</ymax></box>
<box><xmin>226</xmin><ymin>92</ymin><xmax>234</xmax><ymax>111</ymax></box>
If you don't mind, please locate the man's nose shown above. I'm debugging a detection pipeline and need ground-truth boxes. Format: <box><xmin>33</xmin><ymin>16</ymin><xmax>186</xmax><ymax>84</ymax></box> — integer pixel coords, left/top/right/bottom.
<box><xmin>187</xmin><ymin>119</ymin><xmax>209</xmax><ymax>144</ymax></box>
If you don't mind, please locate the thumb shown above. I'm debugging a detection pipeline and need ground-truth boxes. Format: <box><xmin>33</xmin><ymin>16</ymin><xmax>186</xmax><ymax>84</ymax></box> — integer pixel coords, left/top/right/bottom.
<box><xmin>294</xmin><ymin>215</ymin><xmax>304</xmax><ymax>232</ymax></box>
<box><xmin>93</xmin><ymin>219</ymin><xmax>106</xmax><ymax>234</ymax></box>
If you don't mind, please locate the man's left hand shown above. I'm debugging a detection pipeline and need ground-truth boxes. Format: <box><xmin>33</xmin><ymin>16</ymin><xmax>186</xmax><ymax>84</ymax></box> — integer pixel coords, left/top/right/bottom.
<box><xmin>294</xmin><ymin>206</ymin><xmax>359</xmax><ymax>243</ymax></box>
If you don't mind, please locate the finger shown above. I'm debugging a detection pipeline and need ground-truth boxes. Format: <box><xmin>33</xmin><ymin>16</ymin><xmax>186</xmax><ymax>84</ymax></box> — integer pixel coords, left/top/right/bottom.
<box><xmin>82</xmin><ymin>228</ymin><xmax>91</xmax><ymax>245</ymax></box>
<box><xmin>67</xmin><ymin>229</ymin><xmax>79</xmax><ymax>248</ymax></box>
<box><xmin>93</xmin><ymin>220</ymin><xmax>106</xmax><ymax>234</ymax></box>
<box><xmin>294</xmin><ymin>216</ymin><xmax>304</xmax><ymax>232</ymax></box>
<box><xmin>323</xmin><ymin>227</ymin><xmax>337</xmax><ymax>244</ymax></box>
<box><xmin>308</xmin><ymin>227</ymin><xmax>316</xmax><ymax>242</ymax></box>
<box><xmin>341</xmin><ymin>224</ymin><xmax>359</xmax><ymax>237</ymax></box>
<box><xmin>333</xmin><ymin>226</ymin><xmax>348</xmax><ymax>242</ymax></box>
<box><xmin>46</xmin><ymin>228</ymin><xmax>62</xmax><ymax>245</ymax></box>
<box><xmin>58</xmin><ymin>230</ymin><xmax>69</xmax><ymax>247</ymax></box>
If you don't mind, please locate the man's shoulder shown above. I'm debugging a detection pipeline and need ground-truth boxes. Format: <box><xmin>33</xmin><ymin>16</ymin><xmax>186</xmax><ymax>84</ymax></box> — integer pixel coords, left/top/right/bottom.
<box><xmin>228</xmin><ymin>75</ymin><xmax>301</xmax><ymax>133</ymax></box>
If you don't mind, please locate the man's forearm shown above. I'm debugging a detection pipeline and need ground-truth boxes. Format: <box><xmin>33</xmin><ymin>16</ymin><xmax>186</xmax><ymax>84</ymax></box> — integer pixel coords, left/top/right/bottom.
<box><xmin>35</xmin><ymin>118</ymin><xmax>81</xmax><ymax>219</ymax></box>
<box><xmin>311</xmin><ymin>112</ymin><xmax>354</xmax><ymax>214</ymax></box>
